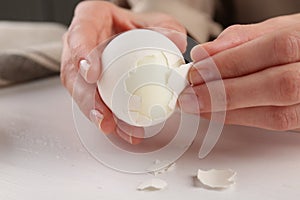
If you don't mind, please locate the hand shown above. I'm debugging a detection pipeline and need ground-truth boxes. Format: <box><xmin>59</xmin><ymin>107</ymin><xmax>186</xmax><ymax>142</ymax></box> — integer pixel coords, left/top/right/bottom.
<box><xmin>180</xmin><ymin>14</ymin><xmax>300</xmax><ymax>131</ymax></box>
<box><xmin>61</xmin><ymin>1</ymin><xmax>187</xmax><ymax>144</ymax></box>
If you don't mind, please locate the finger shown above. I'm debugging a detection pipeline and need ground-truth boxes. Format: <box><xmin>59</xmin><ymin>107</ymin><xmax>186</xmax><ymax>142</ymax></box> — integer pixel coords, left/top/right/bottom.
<box><xmin>116</xmin><ymin>126</ymin><xmax>143</xmax><ymax>145</ymax></box>
<box><xmin>61</xmin><ymin>37</ymin><xmax>116</xmax><ymax>134</ymax></box>
<box><xmin>189</xmin><ymin>26</ymin><xmax>300</xmax><ymax>85</ymax></box>
<box><xmin>115</xmin><ymin>117</ymin><xmax>145</xmax><ymax>138</ymax></box>
<box><xmin>153</xmin><ymin>27</ymin><xmax>187</xmax><ymax>53</ymax></box>
<box><xmin>94</xmin><ymin>91</ymin><xmax>116</xmax><ymax>134</ymax></box>
<box><xmin>68</xmin><ymin>1</ymin><xmax>136</xmax><ymax>83</ymax></box>
<box><xmin>132</xmin><ymin>12</ymin><xmax>187</xmax><ymax>52</ymax></box>
<box><xmin>114</xmin><ymin>116</ymin><xmax>144</xmax><ymax>144</ymax></box>
<box><xmin>181</xmin><ymin>62</ymin><xmax>300</xmax><ymax>113</ymax></box>
<box><xmin>115</xmin><ymin>123</ymin><xmax>144</xmax><ymax>145</ymax></box>
<box><xmin>67</xmin><ymin>16</ymin><xmax>104</xmax><ymax>83</ymax></box>
<box><xmin>201</xmin><ymin>104</ymin><xmax>300</xmax><ymax>131</ymax></box>
<box><xmin>72</xmin><ymin>74</ymin><xmax>116</xmax><ymax>134</ymax></box>
<box><xmin>191</xmin><ymin>14</ymin><xmax>300</xmax><ymax>61</ymax></box>
<box><xmin>69</xmin><ymin>1</ymin><xmax>187</xmax><ymax>84</ymax></box>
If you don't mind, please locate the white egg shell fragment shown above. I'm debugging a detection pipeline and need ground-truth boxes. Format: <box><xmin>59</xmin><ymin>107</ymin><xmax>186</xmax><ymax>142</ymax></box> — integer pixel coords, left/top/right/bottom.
<box><xmin>197</xmin><ymin>169</ymin><xmax>236</xmax><ymax>189</ymax></box>
<box><xmin>137</xmin><ymin>178</ymin><xmax>168</xmax><ymax>191</ymax></box>
<box><xmin>146</xmin><ymin>160</ymin><xmax>176</xmax><ymax>176</ymax></box>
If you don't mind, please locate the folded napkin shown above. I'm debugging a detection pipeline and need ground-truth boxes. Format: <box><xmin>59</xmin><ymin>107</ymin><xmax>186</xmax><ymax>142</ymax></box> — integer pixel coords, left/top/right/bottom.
<box><xmin>0</xmin><ymin>21</ymin><xmax>66</xmax><ymax>87</ymax></box>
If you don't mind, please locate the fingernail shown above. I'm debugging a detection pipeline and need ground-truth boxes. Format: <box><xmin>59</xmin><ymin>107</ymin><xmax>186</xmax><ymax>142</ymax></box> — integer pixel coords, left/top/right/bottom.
<box><xmin>117</xmin><ymin>119</ymin><xmax>145</xmax><ymax>139</ymax></box>
<box><xmin>189</xmin><ymin>59</ymin><xmax>216</xmax><ymax>85</ymax></box>
<box><xmin>179</xmin><ymin>92</ymin><xmax>202</xmax><ymax>114</ymax></box>
<box><xmin>116</xmin><ymin>127</ymin><xmax>133</xmax><ymax>144</ymax></box>
<box><xmin>191</xmin><ymin>45</ymin><xmax>209</xmax><ymax>61</ymax></box>
<box><xmin>89</xmin><ymin>109</ymin><xmax>104</xmax><ymax>130</ymax></box>
<box><xmin>79</xmin><ymin>59</ymin><xmax>91</xmax><ymax>81</ymax></box>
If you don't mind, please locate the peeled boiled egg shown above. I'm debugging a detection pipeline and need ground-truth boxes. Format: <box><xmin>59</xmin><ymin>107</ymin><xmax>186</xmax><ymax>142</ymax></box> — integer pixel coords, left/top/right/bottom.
<box><xmin>97</xmin><ymin>29</ymin><xmax>192</xmax><ymax>127</ymax></box>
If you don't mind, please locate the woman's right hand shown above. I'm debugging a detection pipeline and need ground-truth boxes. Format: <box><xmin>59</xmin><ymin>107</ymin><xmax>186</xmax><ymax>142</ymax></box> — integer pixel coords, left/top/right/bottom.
<box><xmin>182</xmin><ymin>14</ymin><xmax>300</xmax><ymax>131</ymax></box>
<box><xmin>60</xmin><ymin>1</ymin><xmax>187</xmax><ymax>144</ymax></box>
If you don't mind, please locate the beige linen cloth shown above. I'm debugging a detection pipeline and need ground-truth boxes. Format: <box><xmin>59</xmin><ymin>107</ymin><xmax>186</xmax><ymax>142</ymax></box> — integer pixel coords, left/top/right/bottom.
<box><xmin>0</xmin><ymin>22</ymin><xmax>66</xmax><ymax>87</ymax></box>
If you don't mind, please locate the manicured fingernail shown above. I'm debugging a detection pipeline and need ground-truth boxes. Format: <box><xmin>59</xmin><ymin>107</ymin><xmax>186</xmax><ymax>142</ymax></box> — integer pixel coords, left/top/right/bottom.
<box><xmin>79</xmin><ymin>59</ymin><xmax>90</xmax><ymax>81</ymax></box>
<box><xmin>189</xmin><ymin>59</ymin><xmax>217</xmax><ymax>85</ymax></box>
<box><xmin>117</xmin><ymin>119</ymin><xmax>144</xmax><ymax>139</ymax></box>
<box><xmin>191</xmin><ymin>45</ymin><xmax>209</xmax><ymax>61</ymax></box>
<box><xmin>89</xmin><ymin>109</ymin><xmax>104</xmax><ymax>130</ymax></box>
<box><xmin>179</xmin><ymin>91</ymin><xmax>202</xmax><ymax>114</ymax></box>
<box><xmin>116</xmin><ymin>127</ymin><xmax>133</xmax><ymax>144</ymax></box>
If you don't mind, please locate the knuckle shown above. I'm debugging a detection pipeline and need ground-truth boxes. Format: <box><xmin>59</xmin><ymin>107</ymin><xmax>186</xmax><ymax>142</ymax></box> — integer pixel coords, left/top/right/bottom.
<box><xmin>216</xmin><ymin>53</ymin><xmax>245</xmax><ymax>77</ymax></box>
<box><xmin>218</xmin><ymin>25</ymin><xmax>242</xmax><ymax>40</ymax></box>
<box><xmin>60</xmin><ymin>62</ymin><xmax>69</xmax><ymax>87</ymax></box>
<box><xmin>74</xmin><ymin>1</ymin><xmax>89</xmax><ymax>14</ymax></box>
<box><xmin>217</xmin><ymin>24</ymin><xmax>254</xmax><ymax>46</ymax></box>
<box><xmin>278</xmin><ymin>71</ymin><xmax>300</xmax><ymax>103</ymax></box>
<box><xmin>60</xmin><ymin>71</ymin><xmax>67</xmax><ymax>86</ymax></box>
<box><xmin>69</xmin><ymin>41</ymin><xmax>85</xmax><ymax>57</ymax></box>
<box><xmin>62</xmin><ymin>32</ymin><xmax>68</xmax><ymax>44</ymax></box>
<box><xmin>273</xmin><ymin>32</ymin><xmax>300</xmax><ymax>63</ymax></box>
<box><xmin>224</xmin><ymin>84</ymin><xmax>233</xmax><ymax>109</ymax></box>
<box><xmin>60</xmin><ymin>58</ymin><xmax>74</xmax><ymax>89</ymax></box>
<box><xmin>219</xmin><ymin>24</ymin><xmax>247</xmax><ymax>39</ymax></box>
<box><xmin>65</xmin><ymin>30</ymin><xmax>88</xmax><ymax>60</ymax></box>
<box><xmin>269</xmin><ymin>108</ymin><xmax>299</xmax><ymax>131</ymax></box>
<box><xmin>75</xmin><ymin>1</ymin><xmax>112</xmax><ymax>15</ymax></box>
<box><xmin>73</xmin><ymin>1</ymin><xmax>113</xmax><ymax>27</ymax></box>
<box><xmin>264</xmin><ymin>16</ymin><xmax>284</xmax><ymax>24</ymax></box>
<box><xmin>224</xmin><ymin>24</ymin><xmax>243</xmax><ymax>33</ymax></box>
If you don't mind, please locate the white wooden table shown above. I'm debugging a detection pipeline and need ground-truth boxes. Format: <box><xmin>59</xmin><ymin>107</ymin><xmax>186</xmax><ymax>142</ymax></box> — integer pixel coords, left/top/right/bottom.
<box><xmin>0</xmin><ymin>77</ymin><xmax>299</xmax><ymax>200</ymax></box>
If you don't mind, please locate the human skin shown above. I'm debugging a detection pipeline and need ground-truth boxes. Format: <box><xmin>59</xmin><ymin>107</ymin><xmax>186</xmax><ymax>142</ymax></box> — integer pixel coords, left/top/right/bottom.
<box><xmin>180</xmin><ymin>14</ymin><xmax>300</xmax><ymax>131</ymax></box>
<box><xmin>63</xmin><ymin>1</ymin><xmax>300</xmax><ymax>142</ymax></box>
<box><xmin>60</xmin><ymin>1</ymin><xmax>186</xmax><ymax>144</ymax></box>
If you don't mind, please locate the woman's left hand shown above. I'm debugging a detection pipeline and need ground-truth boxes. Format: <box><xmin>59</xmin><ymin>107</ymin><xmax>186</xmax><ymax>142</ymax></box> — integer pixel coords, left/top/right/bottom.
<box><xmin>179</xmin><ymin>14</ymin><xmax>300</xmax><ymax>131</ymax></box>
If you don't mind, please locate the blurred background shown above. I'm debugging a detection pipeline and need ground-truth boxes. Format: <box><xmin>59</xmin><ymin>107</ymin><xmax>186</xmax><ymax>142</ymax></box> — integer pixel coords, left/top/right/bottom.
<box><xmin>0</xmin><ymin>0</ymin><xmax>299</xmax><ymax>27</ymax></box>
<box><xmin>0</xmin><ymin>0</ymin><xmax>81</xmax><ymax>25</ymax></box>
<box><xmin>0</xmin><ymin>0</ymin><xmax>298</xmax><ymax>87</ymax></box>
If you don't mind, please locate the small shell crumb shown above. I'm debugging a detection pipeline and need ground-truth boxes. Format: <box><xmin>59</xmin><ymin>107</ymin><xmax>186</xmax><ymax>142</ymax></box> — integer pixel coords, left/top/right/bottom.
<box><xmin>146</xmin><ymin>160</ymin><xmax>176</xmax><ymax>176</ymax></box>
